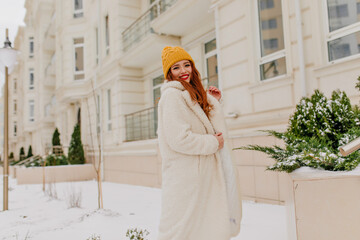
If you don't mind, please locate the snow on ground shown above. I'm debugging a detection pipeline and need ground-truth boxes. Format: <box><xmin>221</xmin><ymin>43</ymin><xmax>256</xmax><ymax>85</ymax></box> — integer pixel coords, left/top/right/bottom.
<box><xmin>0</xmin><ymin>177</ymin><xmax>287</xmax><ymax>240</ymax></box>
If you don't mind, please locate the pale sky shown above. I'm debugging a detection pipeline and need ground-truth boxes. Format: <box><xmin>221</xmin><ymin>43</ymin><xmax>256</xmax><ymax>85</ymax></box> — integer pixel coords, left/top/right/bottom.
<box><xmin>0</xmin><ymin>0</ymin><xmax>26</xmax><ymax>89</ymax></box>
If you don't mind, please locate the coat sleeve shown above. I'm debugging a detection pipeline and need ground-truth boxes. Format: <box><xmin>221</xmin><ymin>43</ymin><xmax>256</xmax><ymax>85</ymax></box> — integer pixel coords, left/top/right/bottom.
<box><xmin>159</xmin><ymin>91</ymin><xmax>219</xmax><ymax>156</ymax></box>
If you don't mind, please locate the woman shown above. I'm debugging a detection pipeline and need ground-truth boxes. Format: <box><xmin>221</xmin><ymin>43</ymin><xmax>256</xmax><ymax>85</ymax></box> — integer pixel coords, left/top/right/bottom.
<box><xmin>157</xmin><ymin>46</ymin><xmax>242</xmax><ymax>240</ymax></box>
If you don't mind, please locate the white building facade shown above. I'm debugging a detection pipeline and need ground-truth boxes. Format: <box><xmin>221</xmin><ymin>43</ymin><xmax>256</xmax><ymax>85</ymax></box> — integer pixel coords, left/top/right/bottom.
<box><xmin>9</xmin><ymin>0</ymin><xmax>360</xmax><ymax>204</ymax></box>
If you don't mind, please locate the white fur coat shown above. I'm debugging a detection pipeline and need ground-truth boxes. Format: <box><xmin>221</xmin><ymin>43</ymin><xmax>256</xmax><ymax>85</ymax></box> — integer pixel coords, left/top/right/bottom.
<box><xmin>157</xmin><ymin>80</ymin><xmax>242</xmax><ymax>240</ymax></box>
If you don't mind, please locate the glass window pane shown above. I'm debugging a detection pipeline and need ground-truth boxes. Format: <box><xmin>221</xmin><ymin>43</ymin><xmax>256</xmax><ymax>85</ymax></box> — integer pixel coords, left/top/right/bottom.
<box><xmin>105</xmin><ymin>16</ymin><xmax>110</xmax><ymax>48</ymax></box>
<box><xmin>258</xmin><ymin>0</ymin><xmax>284</xmax><ymax>57</ymax></box>
<box><xmin>262</xmin><ymin>18</ymin><xmax>277</xmax><ymax>29</ymax></box>
<box><xmin>153</xmin><ymin>75</ymin><xmax>163</xmax><ymax>106</ymax></box>
<box><xmin>260</xmin><ymin>0</ymin><xmax>274</xmax><ymax>10</ymax></box>
<box><xmin>260</xmin><ymin>57</ymin><xmax>286</xmax><ymax>80</ymax></box>
<box><xmin>75</xmin><ymin>46</ymin><xmax>84</xmax><ymax>71</ymax></box>
<box><xmin>29</xmin><ymin>37</ymin><xmax>34</xmax><ymax>54</ymax></box>
<box><xmin>327</xmin><ymin>0</ymin><xmax>360</xmax><ymax>32</ymax></box>
<box><xmin>153</xmin><ymin>87</ymin><xmax>161</xmax><ymax>106</ymax></box>
<box><xmin>74</xmin><ymin>38</ymin><xmax>84</xmax><ymax>74</ymax></box>
<box><xmin>328</xmin><ymin>31</ymin><xmax>360</xmax><ymax>61</ymax></box>
<box><xmin>206</xmin><ymin>55</ymin><xmax>218</xmax><ymax>88</ymax></box>
<box><xmin>75</xmin><ymin>0</ymin><xmax>83</xmax><ymax>10</ymax></box>
<box><xmin>153</xmin><ymin>75</ymin><xmax>164</xmax><ymax>86</ymax></box>
<box><xmin>205</xmin><ymin>39</ymin><xmax>216</xmax><ymax>54</ymax></box>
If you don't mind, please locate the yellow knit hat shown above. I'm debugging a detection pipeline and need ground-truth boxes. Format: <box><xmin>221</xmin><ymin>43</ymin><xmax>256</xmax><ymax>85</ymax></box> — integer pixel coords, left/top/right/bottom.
<box><xmin>161</xmin><ymin>46</ymin><xmax>194</xmax><ymax>78</ymax></box>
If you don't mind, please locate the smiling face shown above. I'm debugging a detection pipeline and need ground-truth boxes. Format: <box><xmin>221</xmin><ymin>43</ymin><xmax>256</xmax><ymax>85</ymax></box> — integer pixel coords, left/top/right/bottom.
<box><xmin>169</xmin><ymin>60</ymin><xmax>192</xmax><ymax>83</ymax></box>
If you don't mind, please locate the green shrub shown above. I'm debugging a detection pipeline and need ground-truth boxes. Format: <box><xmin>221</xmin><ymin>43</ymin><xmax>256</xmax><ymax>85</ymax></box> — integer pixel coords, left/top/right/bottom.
<box><xmin>19</xmin><ymin>147</ymin><xmax>25</xmax><ymax>161</ymax></box>
<box><xmin>27</xmin><ymin>145</ymin><xmax>33</xmax><ymax>159</ymax></box>
<box><xmin>68</xmin><ymin>123</ymin><xmax>85</xmax><ymax>165</ymax></box>
<box><xmin>45</xmin><ymin>154</ymin><xmax>68</xmax><ymax>166</ymax></box>
<box><xmin>126</xmin><ymin>228</ymin><xmax>150</xmax><ymax>240</ymax></box>
<box><xmin>52</xmin><ymin>128</ymin><xmax>61</xmax><ymax>146</ymax></box>
<box><xmin>236</xmin><ymin>88</ymin><xmax>360</xmax><ymax>173</ymax></box>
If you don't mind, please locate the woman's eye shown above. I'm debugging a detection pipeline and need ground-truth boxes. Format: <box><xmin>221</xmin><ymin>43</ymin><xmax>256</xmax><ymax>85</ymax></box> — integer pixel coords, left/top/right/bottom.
<box><xmin>172</xmin><ymin>67</ymin><xmax>179</xmax><ymax>70</ymax></box>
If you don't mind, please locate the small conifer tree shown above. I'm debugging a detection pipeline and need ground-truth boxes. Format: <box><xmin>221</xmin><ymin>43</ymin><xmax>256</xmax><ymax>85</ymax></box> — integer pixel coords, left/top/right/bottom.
<box><xmin>9</xmin><ymin>152</ymin><xmax>14</xmax><ymax>160</ymax></box>
<box><xmin>52</xmin><ymin>128</ymin><xmax>61</xmax><ymax>146</ymax></box>
<box><xmin>68</xmin><ymin>123</ymin><xmax>85</xmax><ymax>164</ymax></box>
<box><xmin>27</xmin><ymin>145</ymin><xmax>33</xmax><ymax>158</ymax></box>
<box><xmin>19</xmin><ymin>147</ymin><xmax>25</xmax><ymax>160</ymax></box>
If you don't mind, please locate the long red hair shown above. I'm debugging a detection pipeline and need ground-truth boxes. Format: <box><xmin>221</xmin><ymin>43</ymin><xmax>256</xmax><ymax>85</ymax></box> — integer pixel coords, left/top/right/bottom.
<box><xmin>167</xmin><ymin>61</ymin><xmax>213</xmax><ymax>118</ymax></box>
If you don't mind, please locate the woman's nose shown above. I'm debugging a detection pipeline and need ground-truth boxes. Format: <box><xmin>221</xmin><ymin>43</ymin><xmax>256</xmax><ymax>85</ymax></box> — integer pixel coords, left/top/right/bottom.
<box><xmin>180</xmin><ymin>66</ymin><xmax>186</xmax><ymax>73</ymax></box>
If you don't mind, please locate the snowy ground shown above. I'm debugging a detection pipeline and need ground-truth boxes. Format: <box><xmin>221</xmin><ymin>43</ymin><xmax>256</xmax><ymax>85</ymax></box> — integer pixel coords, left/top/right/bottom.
<box><xmin>0</xmin><ymin>177</ymin><xmax>287</xmax><ymax>240</ymax></box>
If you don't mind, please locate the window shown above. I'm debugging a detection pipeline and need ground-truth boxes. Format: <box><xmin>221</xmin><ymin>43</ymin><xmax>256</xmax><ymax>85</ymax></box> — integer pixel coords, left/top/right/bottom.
<box><xmin>257</xmin><ymin>0</ymin><xmax>286</xmax><ymax>81</ymax></box>
<box><xmin>74</xmin><ymin>38</ymin><xmax>84</xmax><ymax>80</ymax></box>
<box><xmin>204</xmin><ymin>39</ymin><xmax>219</xmax><ymax>88</ymax></box>
<box><xmin>260</xmin><ymin>0</ymin><xmax>274</xmax><ymax>10</ymax></box>
<box><xmin>13</xmin><ymin>100</ymin><xmax>17</xmax><ymax>115</ymax></box>
<box><xmin>326</xmin><ymin>0</ymin><xmax>360</xmax><ymax>61</ymax></box>
<box><xmin>153</xmin><ymin>75</ymin><xmax>163</xmax><ymax>107</ymax></box>
<box><xmin>261</xmin><ymin>18</ymin><xmax>277</xmax><ymax>29</ymax></box>
<box><xmin>29</xmin><ymin>100</ymin><xmax>35</xmax><ymax>122</ymax></box>
<box><xmin>107</xmin><ymin>89</ymin><xmax>112</xmax><ymax>131</ymax></box>
<box><xmin>150</xmin><ymin>0</ymin><xmax>159</xmax><ymax>20</ymax></box>
<box><xmin>29</xmin><ymin>68</ymin><xmax>34</xmax><ymax>89</ymax></box>
<box><xmin>29</xmin><ymin>37</ymin><xmax>34</xmax><ymax>58</ymax></box>
<box><xmin>105</xmin><ymin>15</ymin><xmax>110</xmax><ymax>55</ymax></box>
<box><xmin>263</xmin><ymin>38</ymin><xmax>279</xmax><ymax>49</ymax></box>
<box><xmin>14</xmin><ymin>121</ymin><xmax>17</xmax><ymax>137</ymax></box>
<box><xmin>74</xmin><ymin>0</ymin><xmax>83</xmax><ymax>18</ymax></box>
<box><xmin>328</xmin><ymin>4</ymin><xmax>349</xmax><ymax>19</ymax></box>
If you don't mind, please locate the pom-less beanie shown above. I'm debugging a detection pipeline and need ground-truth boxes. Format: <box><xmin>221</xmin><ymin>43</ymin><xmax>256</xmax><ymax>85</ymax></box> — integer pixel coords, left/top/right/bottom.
<box><xmin>161</xmin><ymin>46</ymin><xmax>194</xmax><ymax>78</ymax></box>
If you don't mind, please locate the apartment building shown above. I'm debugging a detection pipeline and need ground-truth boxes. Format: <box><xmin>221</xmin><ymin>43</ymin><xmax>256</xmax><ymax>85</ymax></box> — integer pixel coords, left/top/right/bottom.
<box><xmin>9</xmin><ymin>0</ymin><xmax>360</xmax><ymax>204</ymax></box>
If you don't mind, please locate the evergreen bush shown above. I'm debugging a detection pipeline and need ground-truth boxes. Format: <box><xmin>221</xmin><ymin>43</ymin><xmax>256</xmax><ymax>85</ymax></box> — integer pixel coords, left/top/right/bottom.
<box><xmin>45</xmin><ymin>154</ymin><xmax>68</xmax><ymax>166</ymax></box>
<box><xmin>68</xmin><ymin>123</ymin><xmax>85</xmax><ymax>164</ymax></box>
<box><xmin>52</xmin><ymin>128</ymin><xmax>61</xmax><ymax>146</ymax></box>
<box><xmin>9</xmin><ymin>152</ymin><xmax>14</xmax><ymax>160</ymax></box>
<box><xmin>236</xmin><ymin>88</ymin><xmax>360</xmax><ymax>173</ymax></box>
<box><xmin>19</xmin><ymin>147</ymin><xmax>25</xmax><ymax>161</ymax></box>
<box><xmin>52</xmin><ymin>128</ymin><xmax>64</xmax><ymax>155</ymax></box>
<box><xmin>27</xmin><ymin>145</ymin><xmax>33</xmax><ymax>159</ymax></box>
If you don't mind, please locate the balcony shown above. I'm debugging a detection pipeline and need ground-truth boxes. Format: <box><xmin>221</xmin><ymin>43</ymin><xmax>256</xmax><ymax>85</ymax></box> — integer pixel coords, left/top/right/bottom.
<box><xmin>151</xmin><ymin>0</ymin><xmax>214</xmax><ymax>36</ymax></box>
<box><xmin>120</xmin><ymin>0</ymin><xmax>180</xmax><ymax>68</ymax></box>
<box><xmin>125</xmin><ymin>107</ymin><xmax>157</xmax><ymax>142</ymax></box>
<box><xmin>57</xmin><ymin>79</ymin><xmax>91</xmax><ymax>104</ymax></box>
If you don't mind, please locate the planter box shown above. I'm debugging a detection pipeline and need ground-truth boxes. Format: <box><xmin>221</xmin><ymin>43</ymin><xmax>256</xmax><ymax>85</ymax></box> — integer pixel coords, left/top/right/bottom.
<box><xmin>286</xmin><ymin>167</ymin><xmax>360</xmax><ymax>240</ymax></box>
<box><xmin>15</xmin><ymin>164</ymin><xmax>96</xmax><ymax>184</ymax></box>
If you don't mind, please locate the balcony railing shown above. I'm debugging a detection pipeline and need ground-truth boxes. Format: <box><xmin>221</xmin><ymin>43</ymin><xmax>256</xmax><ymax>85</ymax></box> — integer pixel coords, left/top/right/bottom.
<box><xmin>122</xmin><ymin>0</ymin><xmax>178</xmax><ymax>52</ymax></box>
<box><xmin>125</xmin><ymin>106</ymin><xmax>158</xmax><ymax>142</ymax></box>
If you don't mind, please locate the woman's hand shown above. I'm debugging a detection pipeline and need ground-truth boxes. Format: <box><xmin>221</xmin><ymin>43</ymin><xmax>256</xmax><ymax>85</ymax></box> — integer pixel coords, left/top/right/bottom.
<box><xmin>208</xmin><ymin>86</ymin><xmax>222</xmax><ymax>101</ymax></box>
<box><xmin>214</xmin><ymin>132</ymin><xmax>224</xmax><ymax>150</ymax></box>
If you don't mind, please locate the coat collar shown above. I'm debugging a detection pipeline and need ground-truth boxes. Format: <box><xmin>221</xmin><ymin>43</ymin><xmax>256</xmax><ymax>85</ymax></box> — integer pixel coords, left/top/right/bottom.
<box><xmin>161</xmin><ymin>80</ymin><xmax>217</xmax><ymax>135</ymax></box>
